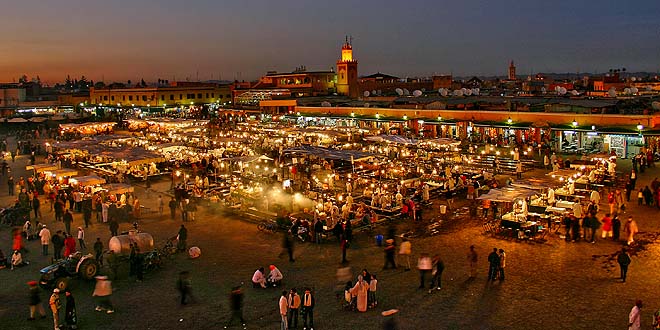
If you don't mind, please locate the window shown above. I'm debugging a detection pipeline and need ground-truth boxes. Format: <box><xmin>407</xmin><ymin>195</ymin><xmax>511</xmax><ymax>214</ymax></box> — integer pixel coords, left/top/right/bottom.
<box><xmin>129</xmin><ymin>96</ymin><xmax>133</xmax><ymax>101</ymax></box>
<box><xmin>170</xmin><ymin>94</ymin><xmax>174</xmax><ymax>101</ymax></box>
<box><xmin>111</xmin><ymin>96</ymin><xmax>115</xmax><ymax>101</ymax></box>
<box><xmin>179</xmin><ymin>94</ymin><xmax>183</xmax><ymax>100</ymax></box>
<box><xmin>226</xmin><ymin>94</ymin><xmax>230</xmax><ymax>98</ymax></box>
<box><xmin>206</xmin><ymin>93</ymin><xmax>209</xmax><ymax>98</ymax></box>
<box><xmin>211</xmin><ymin>93</ymin><xmax>214</xmax><ymax>98</ymax></box>
<box><xmin>122</xmin><ymin>96</ymin><xmax>126</xmax><ymax>101</ymax></box>
<box><xmin>103</xmin><ymin>96</ymin><xmax>108</xmax><ymax>101</ymax></box>
<box><xmin>142</xmin><ymin>95</ymin><xmax>147</xmax><ymax>101</ymax></box>
<box><xmin>160</xmin><ymin>95</ymin><xmax>165</xmax><ymax>101</ymax></box>
<box><xmin>197</xmin><ymin>93</ymin><xmax>202</xmax><ymax>99</ymax></box>
<box><xmin>219</xmin><ymin>95</ymin><xmax>223</xmax><ymax>99</ymax></box>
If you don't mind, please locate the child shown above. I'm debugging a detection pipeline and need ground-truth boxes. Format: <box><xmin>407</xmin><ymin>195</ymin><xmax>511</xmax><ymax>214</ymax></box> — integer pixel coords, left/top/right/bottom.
<box><xmin>344</xmin><ymin>281</ymin><xmax>355</xmax><ymax>311</ymax></box>
<box><xmin>368</xmin><ymin>274</ymin><xmax>377</xmax><ymax>308</ymax></box>
<box><xmin>638</xmin><ymin>189</ymin><xmax>644</xmax><ymax>206</ymax></box>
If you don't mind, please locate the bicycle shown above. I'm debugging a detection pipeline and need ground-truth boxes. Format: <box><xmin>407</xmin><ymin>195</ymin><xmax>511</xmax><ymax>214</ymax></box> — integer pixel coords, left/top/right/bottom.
<box><xmin>257</xmin><ymin>221</ymin><xmax>279</xmax><ymax>233</ymax></box>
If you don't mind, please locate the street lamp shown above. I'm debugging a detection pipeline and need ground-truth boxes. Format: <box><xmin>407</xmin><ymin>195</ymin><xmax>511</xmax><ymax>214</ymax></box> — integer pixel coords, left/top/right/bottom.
<box><xmin>403</xmin><ymin>114</ymin><xmax>408</xmax><ymax>120</ymax></box>
<box><xmin>437</xmin><ymin>115</ymin><xmax>442</xmax><ymax>122</ymax></box>
<box><xmin>637</xmin><ymin>122</ymin><xmax>644</xmax><ymax>131</ymax></box>
<box><xmin>375</xmin><ymin>113</ymin><xmax>380</xmax><ymax>119</ymax></box>
<box><xmin>572</xmin><ymin>119</ymin><xmax>578</xmax><ymax>127</ymax></box>
<box><xmin>350</xmin><ymin>111</ymin><xmax>355</xmax><ymax>117</ymax></box>
<box><xmin>507</xmin><ymin>117</ymin><xmax>513</xmax><ymax>124</ymax></box>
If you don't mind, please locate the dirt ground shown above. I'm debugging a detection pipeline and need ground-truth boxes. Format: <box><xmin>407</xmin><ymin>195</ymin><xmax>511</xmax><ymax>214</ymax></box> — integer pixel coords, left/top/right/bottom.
<box><xmin>1</xmin><ymin>145</ymin><xmax>660</xmax><ymax>330</ymax></box>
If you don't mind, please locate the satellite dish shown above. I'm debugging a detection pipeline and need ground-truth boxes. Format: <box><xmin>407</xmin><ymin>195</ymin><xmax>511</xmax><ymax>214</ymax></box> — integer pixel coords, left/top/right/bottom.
<box><xmin>559</xmin><ymin>87</ymin><xmax>567</xmax><ymax>95</ymax></box>
<box><xmin>624</xmin><ymin>88</ymin><xmax>631</xmax><ymax>94</ymax></box>
<box><xmin>652</xmin><ymin>101</ymin><xmax>660</xmax><ymax>110</ymax></box>
<box><xmin>377</xmin><ymin>90</ymin><xmax>382</xmax><ymax>95</ymax></box>
<box><xmin>372</xmin><ymin>90</ymin><xmax>377</xmax><ymax>95</ymax></box>
<box><xmin>631</xmin><ymin>87</ymin><xmax>639</xmax><ymax>94</ymax></box>
<box><xmin>321</xmin><ymin>101</ymin><xmax>331</xmax><ymax>107</ymax></box>
<box><xmin>473</xmin><ymin>88</ymin><xmax>480</xmax><ymax>96</ymax></box>
<box><xmin>440</xmin><ymin>89</ymin><xmax>448</xmax><ymax>97</ymax></box>
<box><xmin>554</xmin><ymin>86</ymin><xmax>561</xmax><ymax>92</ymax></box>
<box><xmin>363</xmin><ymin>91</ymin><xmax>370</xmax><ymax>97</ymax></box>
<box><xmin>412</xmin><ymin>90</ymin><xmax>422</xmax><ymax>97</ymax></box>
<box><xmin>364</xmin><ymin>102</ymin><xmax>370</xmax><ymax>108</ymax></box>
<box><xmin>631</xmin><ymin>77</ymin><xmax>637</xmax><ymax>82</ymax></box>
<box><xmin>454</xmin><ymin>90</ymin><xmax>464</xmax><ymax>97</ymax></box>
<box><xmin>571</xmin><ymin>90</ymin><xmax>579</xmax><ymax>96</ymax></box>
<box><xmin>465</xmin><ymin>89</ymin><xmax>473</xmax><ymax>96</ymax></box>
<box><xmin>460</xmin><ymin>88</ymin><xmax>467</xmax><ymax>94</ymax></box>
<box><xmin>403</xmin><ymin>88</ymin><xmax>410</xmax><ymax>96</ymax></box>
<box><xmin>395</xmin><ymin>88</ymin><xmax>404</xmax><ymax>96</ymax></box>
<box><xmin>608</xmin><ymin>88</ymin><xmax>617</xmax><ymax>97</ymax></box>
<box><xmin>541</xmin><ymin>87</ymin><xmax>547</xmax><ymax>94</ymax></box>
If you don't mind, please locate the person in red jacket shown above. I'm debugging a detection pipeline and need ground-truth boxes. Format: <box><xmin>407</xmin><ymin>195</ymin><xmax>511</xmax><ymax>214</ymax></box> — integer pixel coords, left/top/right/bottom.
<box><xmin>63</xmin><ymin>233</ymin><xmax>77</xmax><ymax>258</ymax></box>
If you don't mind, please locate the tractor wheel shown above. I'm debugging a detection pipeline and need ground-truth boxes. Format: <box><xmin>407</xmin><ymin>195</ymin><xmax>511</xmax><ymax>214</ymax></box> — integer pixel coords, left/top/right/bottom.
<box><xmin>55</xmin><ymin>277</ymin><xmax>69</xmax><ymax>291</ymax></box>
<box><xmin>79</xmin><ymin>259</ymin><xmax>99</xmax><ymax>280</ymax></box>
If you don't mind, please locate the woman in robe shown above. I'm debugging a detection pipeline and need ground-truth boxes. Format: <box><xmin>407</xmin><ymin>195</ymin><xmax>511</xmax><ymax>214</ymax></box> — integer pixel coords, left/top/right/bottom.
<box><xmin>350</xmin><ymin>275</ymin><xmax>369</xmax><ymax>312</ymax></box>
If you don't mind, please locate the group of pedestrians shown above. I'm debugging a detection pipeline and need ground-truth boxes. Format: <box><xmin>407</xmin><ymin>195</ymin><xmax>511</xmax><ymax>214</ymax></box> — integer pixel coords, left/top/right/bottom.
<box><xmin>278</xmin><ymin>287</ymin><xmax>315</xmax><ymax>330</ymax></box>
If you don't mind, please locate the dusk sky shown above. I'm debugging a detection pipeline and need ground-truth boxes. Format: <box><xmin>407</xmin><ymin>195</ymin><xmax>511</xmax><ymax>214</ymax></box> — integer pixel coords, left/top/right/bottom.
<box><xmin>1</xmin><ymin>0</ymin><xmax>659</xmax><ymax>84</ymax></box>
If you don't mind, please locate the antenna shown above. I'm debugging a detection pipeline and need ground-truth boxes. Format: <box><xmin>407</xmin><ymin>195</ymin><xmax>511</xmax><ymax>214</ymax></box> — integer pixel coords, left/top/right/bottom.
<box><xmin>349</xmin><ymin>35</ymin><xmax>353</xmax><ymax>45</ymax></box>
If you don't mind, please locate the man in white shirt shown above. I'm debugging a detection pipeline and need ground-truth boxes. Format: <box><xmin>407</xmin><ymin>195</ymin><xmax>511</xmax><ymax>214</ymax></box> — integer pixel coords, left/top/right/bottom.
<box><xmin>39</xmin><ymin>225</ymin><xmax>51</xmax><ymax>256</ymax></box>
<box><xmin>279</xmin><ymin>291</ymin><xmax>288</xmax><ymax>330</ymax></box>
<box><xmin>629</xmin><ymin>300</ymin><xmax>642</xmax><ymax>330</ymax></box>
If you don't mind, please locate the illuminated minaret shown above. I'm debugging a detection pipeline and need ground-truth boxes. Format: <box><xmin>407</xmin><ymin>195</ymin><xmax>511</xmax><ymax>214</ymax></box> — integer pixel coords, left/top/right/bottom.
<box><xmin>336</xmin><ymin>36</ymin><xmax>358</xmax><ymax>98</ymax></box>
<box><xmin>508</xmin><ymin>60</ymin><xmax>517</xmax><ymax>80</ymax></box>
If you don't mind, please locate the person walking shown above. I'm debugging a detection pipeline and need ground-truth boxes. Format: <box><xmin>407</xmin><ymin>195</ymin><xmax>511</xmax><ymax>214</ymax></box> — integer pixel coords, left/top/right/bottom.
<box><xmin>624</xmin><ymin>216</ymin><xmax>639</xmax><ymax>246</ymax></box>
<box><xmin>279</xmin><ymin>291</ymin><xmax>289</xmax><ymax>330</ymax></box>
<box><xmin>93</xmin><ymin>276</ymin><xmax>115</xmax><ymax>314</ymax></box>
<box><xmin>629</xmin><ymin>300</ymin><xmax>643</xmax><ymax>330</ymax></box>
<box><xmin>33</xmin><ymin>196</ymin><xmax>41</xmax><ymax>220</ymax></box>
<box><xmin>429</xmin><ymin>254</ymin><xmax>445</xmax><ymax>292</ymax></box>
<box><xmin>27</xmin><ymin>280</ymin><xmax>46</xmax><ymax>320</ymax></box>
<box><xmin>39</xmin><ymin>225</ymin><xmax>51</xmax><ymax>256</ymax></box>
<box><xmin>77</xmin><ymin>227</ymin><xmax>86</xmax><ymax>250</ymax></box>
<box><xmin>487</xmin><ymin>248</ymin><xmax>500</xmax><ymax>281</ymax></box>
<box><xmin>64</xmin><ymin>290</ymin><xmax>77</xmax><ymax>329</ymax></box>
<box><xmin>613</xmin><ymin>213</ymin><xmax>622</xmax><ymax>241</ymax></box>
<box><xmin>467</xmin><ymin>245</ymin><xmax>477</xmax><ymax>278</ymax></box>
<box><xmin>158</xmin><ymin>195</ymin><xmax>164</xmax><ymax>216</ymax></box>
<box><xmin>177</xmin><ymin>271</ymin><xmax>193</xmax><ymax>305</ymax></box>
<box><xmin>498</xmin><ymin>249</ymin><xmax>506</xmax><ymax>281</ymax></box>
<box><xmin>340</xmin><ymin>236</ymin><xmax>349</xmax><ymax>264</ymax></box>
<box><xmin>52</xmin><ymin>231</ymin><xmax>64</xmax><ymax>260</ymax></box>
<box><xmin>399</xmin><ymin>238</ymin><xmax>412</xmax><ymax>271</ymax></box>
<box><xmin>301</xmin><ymin>288</ymin><xmax>315</xmax><ymax>330</ymax></box>
<box><xmin>225</xmin><ymin>285</ymin><xmax>246</xmax><ymax>329</ymax></box>
<box><xmin>417</xmin><ymin>253</ymin><xmax>432</xmax><ymax>289</ymax></box>
<box><xmin>287</xmin><ymin>288</ymin><xmax>301</xmax><ymax>329</ymax></box>
<box><xmin>177</xmin><ymin>225</ymin><xmax>188</xmax><ymax>252</ymax></box>
<box><xmin>109</xmin><ymin>218</ymin><xmax>119</xmax><ymax>237</ymax></box>
<box><xmin>63</xmin><ymin>209</ymin><xmax>73</xmax><ymax>236</ymax></box>
<box><xmin>368</xmin><ymin>275</ymin><xmax>378</xmax><ymax>308</ymax></box>
<box><xmin>383</xmin><ymin>239</ymin><xmax>396</xmax><ymax>269</ymax></box>
<box><xmin>617</xmin><ymin>248</ymin><xmax>632</xmax><ymax>282</ymax></box>
<box><xmin>107</xmin><ymin>250</ymin><xmax>119</xmax><ymax>280</ymax></box>
<box><xmin>49</xmin><ymin>288</ymin><xmax>61</xmax><ymax>330</ymax></box>
<box><xmin>93</xmin><ymin>238</ymin><xmax>103</xmax><ymax>266</ymax></box>
<box><xmin>169</xmin><ymin>198</ymin><xmax>177</xmax><ymax>220</ymax></box>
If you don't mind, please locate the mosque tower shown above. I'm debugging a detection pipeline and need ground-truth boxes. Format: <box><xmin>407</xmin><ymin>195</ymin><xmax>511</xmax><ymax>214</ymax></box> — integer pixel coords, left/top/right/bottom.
<box><xmin>336</xmin><ymin>36</ymin><xmax>358</xmax><ymax>98</ymax></box>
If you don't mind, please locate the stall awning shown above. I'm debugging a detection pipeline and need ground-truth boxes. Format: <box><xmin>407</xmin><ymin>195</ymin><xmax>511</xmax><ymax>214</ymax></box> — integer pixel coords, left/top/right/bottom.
<box><xmin>477</xmin><ymin>187</ymin><xmax>538</xmax><ymax>202</ymax></box>
<box><xmin>101</xmin><ymin>183</ymin><xmax>134</xmax><ymax>195</ymax></box>
<box><xmin>45</xmin><ymin>168</ymin><xmax>79</xmax><ymax>177</ymax></box>
<box><xmin>26</xmin><ymin>163</ymin><xmax>58</xmax><ymax>172</ymax></box>
<box><xmin>283</xmin><ymin>145</ymin><xmax>376</xmax><ymax>162</ymax></box>
<box><xmin>70</xmin><ymin>175</ymin><xmax>106</xmax><ymax>186</ymax></box>
<box><xmin>364</xmin><ymin>135</ymin><xmax>417</xmax><ymax>145</ymax></box>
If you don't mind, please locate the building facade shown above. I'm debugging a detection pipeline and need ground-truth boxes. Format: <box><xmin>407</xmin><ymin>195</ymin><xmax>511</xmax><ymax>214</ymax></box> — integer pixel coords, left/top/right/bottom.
<box><xmin>90</xmin><ymin>82</ymin><xmax>232</xmax><ymax>107</ymax></box>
